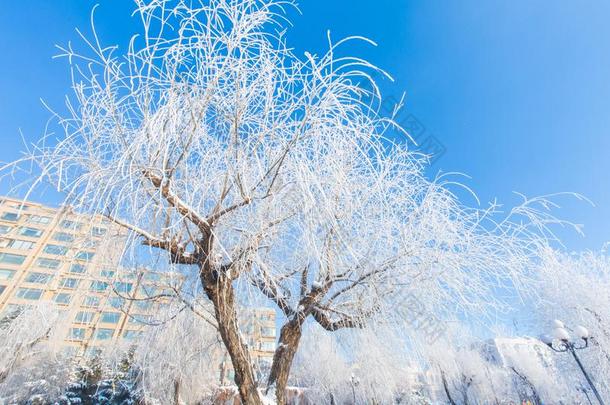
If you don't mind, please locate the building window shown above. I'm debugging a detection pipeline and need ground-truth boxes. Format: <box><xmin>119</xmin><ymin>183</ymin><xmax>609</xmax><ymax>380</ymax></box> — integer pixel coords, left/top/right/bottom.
<box><xmin>29</xmin><ymin>215</ymin><xmax>51</xmax><ymax>225</ymax></box>
<box><xmin>75</xmin><ymin>251</ymin><xmax>95</xmax><ymax>261</ymax></box>
<box><xmin>68</xmin><ymin>328</ymin><xmax>86</xmax><ymax>341</ymax></box>
<box><xmin>1</xmin><ymin>212</ymin><xmax>20</xmax><ymax>222</ymax></box>
<box><xmin>128</xmin><ymin>314</ymin><xmax>152</xmax><ymax>325</ymax></box>
<box><xmin>83</xmin><ymin>296</ymin><xmax>101</xmax><ymax>308</ymax></box>
<box><xmin>259</xmin><ymin>341</ymin><xmax>275</xmax><ymax>351</ymax></box>
<box><xmin>92</xmin><ymin>227</ymin><xmax>107</xmax><ymax>237</ymax></box>
<box><xmin>53</xmin><ymin>293</ymin><xmax>71</xmax><ymax>304</ymax></box>
<box><xmin>59</xmin><ymin>278</ymin><xmax>79</xmax><ymax>289</ymax></box>
<box><xmin>0</xmin><ymin>285</ymin><xmax>5</xmax><ymax>295</ymax></box>
<box><xmin>95</xmin><ymin>328</ymin><xmax>114</xmax><ymax>340</ymax></box>
<box><xmin>100</xmin><ymin>312</ymin><xmax>121</xmax><ymax>324</ymax></box>
<box><xmin>123</xmin><ymin>330</ymin><xmax>142</xmax><ymax>340</ymax></box>
<box><xmin>4</xmin><ymin>202</ymin><xmax>28</xmax><ymax>210</ymax></box>
<box><xmin>90</xmin><ymin>281</ymin><xmax>109</xmax><ymax>292</ymax></box>
<box><xmin>121</xmin><ymin>271</ymin><xmax>137</xmax><ymax>280</ymax></box>
<box><xmin>142</xmin><ymin>285</ymin><xmax>158</xmax><ymax>297</ymax></box>
<box><xmin>69</xmin><ymin>263</ymin><xmax>87</xmax><ymax>274</ymax></box>
<box><xmin>53</xmin><ymin>232</ymin><xmax>75</xmax><ymax>243</ymax></box>
<box><xmin>0</xmin><ymin>225</ymin><xmax>12</xmax><ymax>234</ymax></box>
<box><xmin>0</xmin><ymin>253</ymin><xmax>26</xmax><ymax>265</ymax></box>
<box><xmin>25</xmin><ymin>272</ymin><xmax>54</xmax><ymax>284</ymax></box>
<box><xmin>60</xmin><ymin>220</ymin><xmax>83</xmax><ymax>231</ymax></box>
<box><xmin>36</xmin><ymin>258</ymin><xmax>61</xmax><ymax>269</ymax></box>
<box><xmin>261</xmin><ymin>327</ymin><xmax>276</xmax><ymax>338</ymax></box>
<box><xmin>100</xmin><ymin>269</ymin><xmax>115</xmax><ymax>278</ymax></box>
<box><xmin>134</xmin><ymin>301</ymin><xmax>152</xmax><ymax>311</ymax></box>
<box><xmin>113</xmin><ymin>282</ymin><xmax>132</xmax><ymax>294</ymax></box>
<box><xmin>15</xmin><ymin>288</ymin><xmax>43</xmax><ymax>300</ymax></box>
<box><xmin>75</xmin><ymin>311</ymin><xmax>95</xmax><ymax>324</ymax></box>
<box><xmin>144</xmin><ymin>272</ymin><xmax>162</xmax><ymax>281</ymax></box>
<box><xmin>82</xmin><ymin>239</ymin><xmax>99</xmax><ymax>249</ymax></box>
<box><xmin>5</xmin><ymin>239</ymin><xmax>36</xmax><ymax>250</ymax></box>
<box><xmin>43</xmin><ymin>244</ymin><xmax>68</xmax><ymax>256</ymax></box>
<box><xmin>0</xmin><ymin>269</ymin><xmax>16</xmax><ymax>280</ymax></box>
<box><xmin>108</xmin><ymin>297</ymin><xmax>124</xmax><ymax>309</ymax></box>
<box><xmin>19</xmin><ymin>227</ymin><xmax>43</xmax><ymax>238</ymax></box>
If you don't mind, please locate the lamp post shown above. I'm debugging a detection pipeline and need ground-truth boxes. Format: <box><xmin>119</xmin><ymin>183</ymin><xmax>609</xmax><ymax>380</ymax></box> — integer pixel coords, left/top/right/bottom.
<box><xmin>350</xmin><ymin>373</ymin><xmax>360</xmax><ymax>404</ymax></box>
<box><xmin>539</xmin><ymin>320</ymin><xmax>606</xmax><ymax>405</ymax></box>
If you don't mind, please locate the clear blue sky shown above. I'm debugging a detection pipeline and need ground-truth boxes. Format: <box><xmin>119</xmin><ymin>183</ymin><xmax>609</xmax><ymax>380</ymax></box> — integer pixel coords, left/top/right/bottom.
<box><xmin>0</xmin><ymin>1</ymin><xmax>608</xmax><ymax>251</ymax></box>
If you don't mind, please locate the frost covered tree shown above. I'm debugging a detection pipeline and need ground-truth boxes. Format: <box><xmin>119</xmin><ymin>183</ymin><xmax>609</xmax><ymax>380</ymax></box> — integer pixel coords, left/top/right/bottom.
<box><xmin>131</xmin><ymin>304</ymin><xmax>224</xmax><ymax>404</ymax></box>
<box><xmin>534</xmin><ymin>247</ymin><xmax>610</xmax><ymax>399</ymax></box>
<box><xmin>5</xmin><ymin>0</ymin><xmax>572</xmax><ymax>403</ymax></box>
<box><xmin>290</xmin><ymin>324</ymin><xmax>423</xmax><ymax>403</ymax></box>
<box><xmin>0</xmin><ymin>303</ymin><xmax>74</xmax><ymax>403</ymax></box>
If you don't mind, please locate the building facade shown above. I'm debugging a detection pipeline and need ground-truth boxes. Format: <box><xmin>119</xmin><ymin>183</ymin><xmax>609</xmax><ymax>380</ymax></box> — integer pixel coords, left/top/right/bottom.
<box><xmin>0</xmin><ymin>196</ymin><xmax>277</xmax><ymax>367</ymax></box>
<box><xmin>244</xmin><ymin>307</ymin><xmax>277</xmax><ymax>376</ymax></box>
<box><xmin>0</xmin><ymin>196</ymin><xmax>179</xmax><ymax>353</ymax></box>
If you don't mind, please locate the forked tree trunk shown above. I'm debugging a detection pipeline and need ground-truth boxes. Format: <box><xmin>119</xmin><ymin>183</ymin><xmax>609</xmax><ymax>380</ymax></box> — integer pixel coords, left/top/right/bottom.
<box><xmin>266</xmin><ymin>319</ymin><xmax>303</xmax><ymax>405</ymax></box>
<box><xmin>202</xmin><ymin>269</ymin><xmax>263</xmax><ymax>405</ymax></box>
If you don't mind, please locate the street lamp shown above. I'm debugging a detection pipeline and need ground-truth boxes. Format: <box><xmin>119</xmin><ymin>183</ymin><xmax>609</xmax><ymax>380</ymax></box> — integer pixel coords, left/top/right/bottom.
<box><xmin>539</xmin><ymin>320</ymin><xmax>605</xmax><ymax>405</ymax></box>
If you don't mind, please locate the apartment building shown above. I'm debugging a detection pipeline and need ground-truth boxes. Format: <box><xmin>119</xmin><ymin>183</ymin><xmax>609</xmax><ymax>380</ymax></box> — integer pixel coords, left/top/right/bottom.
<box><xmin>245</xmin><ymin>307</ymin><xmax>277</xmax><ymax>373</ymax></box>
<box><xmin>0</xmin><ymin>196</ymin><xmax>180</xmax><ymax>354</ymax></box>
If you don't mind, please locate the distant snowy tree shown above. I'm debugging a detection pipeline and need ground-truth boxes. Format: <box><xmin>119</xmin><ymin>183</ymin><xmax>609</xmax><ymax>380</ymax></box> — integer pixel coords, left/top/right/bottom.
<box><xmin>0</xmin><ymin>303</ymin><xmax>74</xmax><ymax>404</ymax></box>
<box><xmin>535</xmin><ymin>247</ymin><xmax>610</xmax><ymax>399</ymax></box>
<box><xmin>61</xmin><ymin>353</ymin><xmax>139</xmax><ymax>405</ymax></box>
<box><xmin>131</xmin><ymin>304</ymin><xmax>222</xmax><ymax>405</ymax></box>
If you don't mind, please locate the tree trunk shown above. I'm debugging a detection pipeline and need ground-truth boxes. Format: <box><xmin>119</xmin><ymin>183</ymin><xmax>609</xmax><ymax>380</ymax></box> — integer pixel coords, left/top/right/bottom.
<box><xmin>510</xmin><ymin>367</ymin><xmax>541</xmax><ymax>405</ymax></box>
<box><xmin>266</xmin><ymin>319</ymin><xmax>303</xmax><ymax>405</ymax></box>
<box><xmin>202</xmin><ymin>270</ymin><xmax>262</xmax><ymax>405</ymax></box>
<box><xmin>173</xmin><ymin>378</ymin><xmax>181</xmax><ymax>405</ymax></box>
<box><xmin>440</xmin><ymin>369</ymin><xmax>457</xmax><ymax>405</ymax></box>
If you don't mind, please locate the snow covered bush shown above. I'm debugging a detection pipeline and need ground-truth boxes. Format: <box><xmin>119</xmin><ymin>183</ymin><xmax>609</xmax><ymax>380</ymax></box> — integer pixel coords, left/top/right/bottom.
<box><xmin>131</xmin><ymin>305</ymin><xmax>223</xmax><ymax>405</ymax></box>
<box><xmin>0</xmin><ymin>303</ymin><xmax>75</xmax><ymax>404</ymax></box>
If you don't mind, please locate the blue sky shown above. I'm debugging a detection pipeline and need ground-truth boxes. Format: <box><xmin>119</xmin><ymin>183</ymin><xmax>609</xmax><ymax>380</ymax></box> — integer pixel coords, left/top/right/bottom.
<box><xmin>0</xmin><ymin>1</ymin><xmax>608</xmax><ymax>252</ymax></box>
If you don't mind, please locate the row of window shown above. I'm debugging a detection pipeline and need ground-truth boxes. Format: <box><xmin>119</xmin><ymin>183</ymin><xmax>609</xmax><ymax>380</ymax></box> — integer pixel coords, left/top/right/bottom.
<box><xmin>0</xmin><ymin>212</ymin><xmax>107</xmax><ymax>235</ymax></box>
<box><xmin>72</xmin><ymin>311</ymin><xmax>152</xmax><ymax>325</ymax></box>
<box><xmin>0</xmin><ymin>226</ymin><xmax>44</xmax><ymax>238</ymax></box>
<box><xmin>13</xmin><ymin>279</ymin><xmax>134</xmax><ymax>298</ymax></box>
<box><xmin>75</xmin><ymin>311</ymin><xmax>122</xmax><ymax>324</ymax></box>
<box><xmin>55</xmin><ymin>294</ymin><xmax>153</xmax><ymax>311</ymax></box>
<box><xmin>68</xmin><ymin>327</ymin><xmax>143</xmax><ymax>341</ymax></box>
<box><xmin>0</xmin><ymin>248</ymin><xmax>95</xmax><ymax>265</ymax></box>
<box><xmin>42</xmin><ymin>245</ymin><xmax>95</xmax><ymax>260</ymax></box>
<box><xmin>0</xmin><ymin>226</ymin><xmax>105</xmax><ymax>248</ymax></box>
<box><xmin>243</xmin><ymin>324</ymin><xmax>277</xmax><ymax>337</ymax></box>
<box><xmin>0</xmin><ymin>201</ymin><xmax>31</xmax><ymax>210</ymax></box>
<box><xmin>2</xmin><ymin>258</ymin><xmax>107</xmax><ymax>278</ymax></box>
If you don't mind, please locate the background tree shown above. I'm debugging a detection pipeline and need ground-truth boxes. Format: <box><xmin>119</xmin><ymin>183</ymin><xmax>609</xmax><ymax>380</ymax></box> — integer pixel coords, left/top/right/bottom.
<box><xmin>6</xmin><ymin>0</ymin><xmax>573</xmax><ymax>403</ymax></box>
<box><xmin>0</xmin><ymin>303</ymin><xmax>74</xmax><ymax>404</ymax></box>
<box><xmin>535</xmin><ymin>247</ymin><xmax>610</xmax><ymax>399</ymax></box>
<box><xmin>131</xmin><ymin>304</ymin><xmax>223</xmax><ymax>404</ymax></box>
